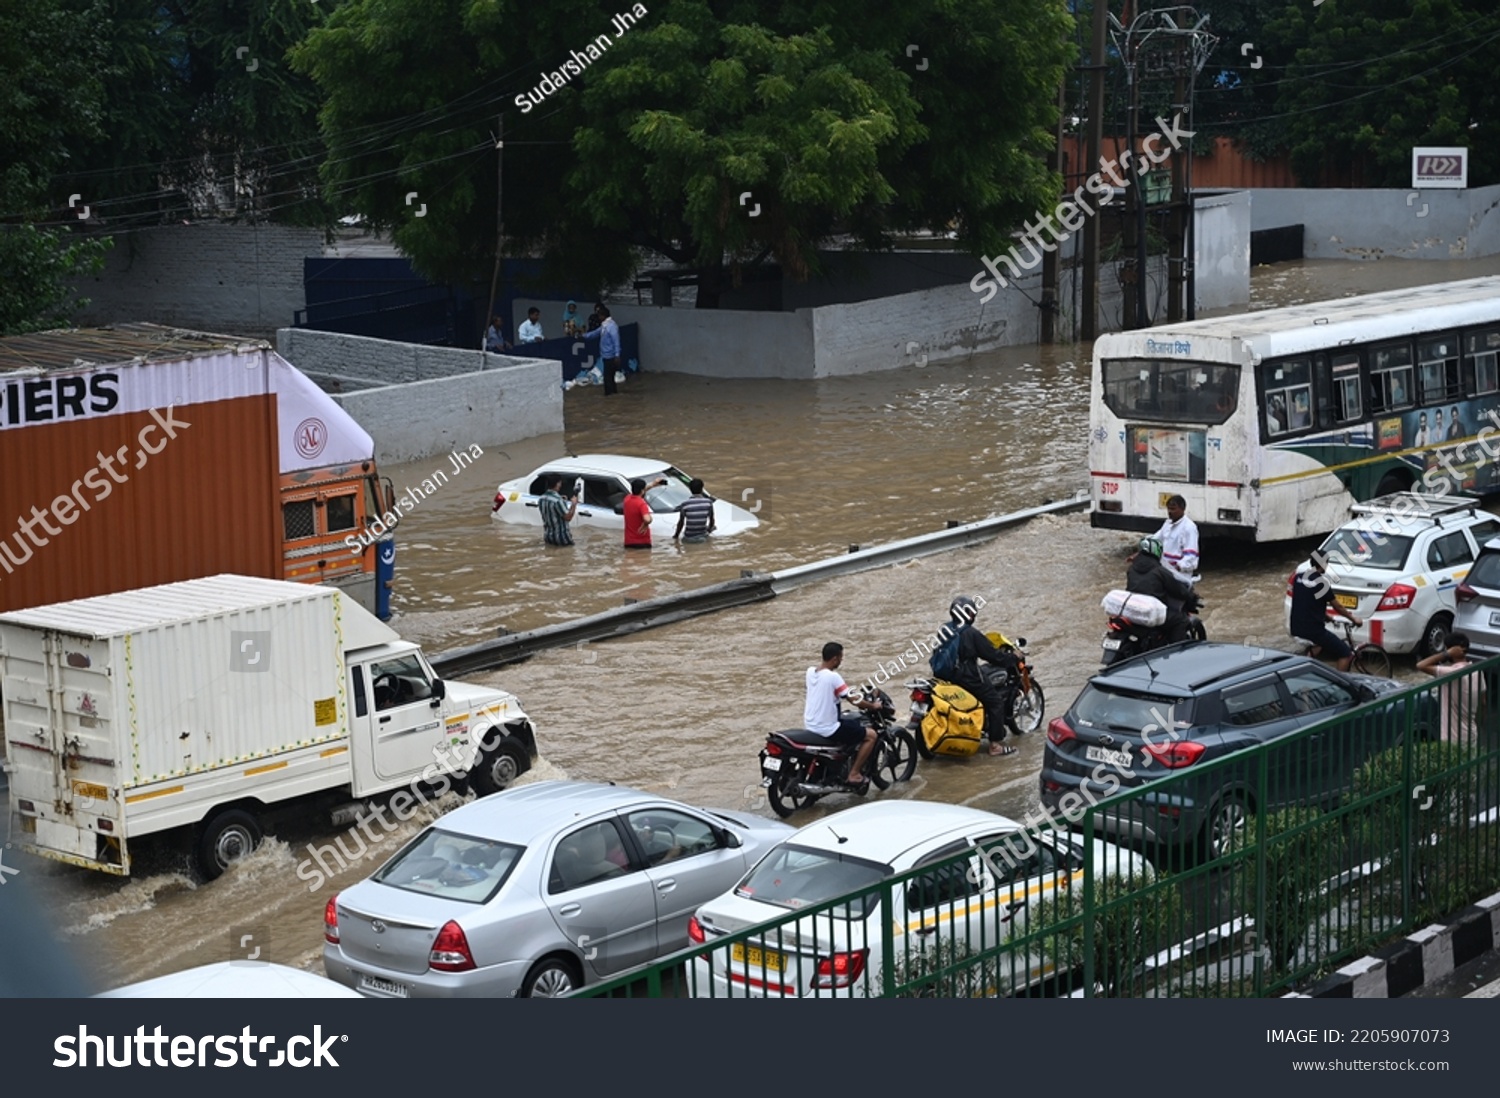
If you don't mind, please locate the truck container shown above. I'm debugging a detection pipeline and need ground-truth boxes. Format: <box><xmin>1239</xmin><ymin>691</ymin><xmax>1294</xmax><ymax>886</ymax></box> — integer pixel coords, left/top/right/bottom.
<box><xmin>1</xmin><ymin>575</ymin><xmax>536</xmax><ymax>878</ymax></box>
<box><xmin>0</xmin><ymin>323</ymin><xmax>396</xmax><ymax>617</ymax></box>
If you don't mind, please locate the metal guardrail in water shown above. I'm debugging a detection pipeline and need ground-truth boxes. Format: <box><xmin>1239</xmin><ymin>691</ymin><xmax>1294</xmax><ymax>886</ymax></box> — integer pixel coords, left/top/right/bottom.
<box><xmin>429</xmin><ymin>492</ymin><xmax>1089</xmax><ymax>677</ymax></box>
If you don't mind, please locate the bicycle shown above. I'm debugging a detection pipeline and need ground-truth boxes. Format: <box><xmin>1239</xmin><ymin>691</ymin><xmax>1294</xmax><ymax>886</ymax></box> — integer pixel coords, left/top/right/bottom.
<box><xmin>1298</xmin><ymin>617</ymin><xmax>1392</xmax><ymax>678</ymax></box>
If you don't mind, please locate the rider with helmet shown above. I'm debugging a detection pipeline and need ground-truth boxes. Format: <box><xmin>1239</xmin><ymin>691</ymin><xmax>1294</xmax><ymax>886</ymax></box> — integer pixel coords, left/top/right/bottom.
<box><xmin>944</xmin><ymin>596</ymin><xmax>1023</xmax><ymax>757</ymax></box>
<box><xmin>1126</xmin><ymin>537</ymin><xmax>1194</xmax><ymax>644</ymax></box>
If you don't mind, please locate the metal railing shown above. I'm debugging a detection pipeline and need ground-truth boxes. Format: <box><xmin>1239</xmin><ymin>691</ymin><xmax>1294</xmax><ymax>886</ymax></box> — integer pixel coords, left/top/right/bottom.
<box><xmin>575</xmin><ymin>660</ymin><xmax>1500</xmax><ymax>998</ymax></box>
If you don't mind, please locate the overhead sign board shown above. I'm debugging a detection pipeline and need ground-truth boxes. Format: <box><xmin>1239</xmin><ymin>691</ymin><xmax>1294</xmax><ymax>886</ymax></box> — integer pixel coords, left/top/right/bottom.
<box><xmin>1412</xmin><ymin>147</ymin><xmax>1468</xmax><ymax>189</ymax></box>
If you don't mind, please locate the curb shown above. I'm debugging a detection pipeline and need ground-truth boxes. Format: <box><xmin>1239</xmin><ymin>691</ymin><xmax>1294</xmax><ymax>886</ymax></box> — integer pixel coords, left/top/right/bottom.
<box><xmin>1284</xmin><ymin>890</ymin><xmax>1500</xmax><ymax>998</ymax></box>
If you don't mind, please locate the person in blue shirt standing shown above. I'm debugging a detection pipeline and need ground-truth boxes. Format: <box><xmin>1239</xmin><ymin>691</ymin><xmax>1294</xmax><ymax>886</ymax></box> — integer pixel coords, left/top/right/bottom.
<box><xmin>581</xmin><ymin>305</ymin><xmax>622</xmax><ymax>395</ymax></box>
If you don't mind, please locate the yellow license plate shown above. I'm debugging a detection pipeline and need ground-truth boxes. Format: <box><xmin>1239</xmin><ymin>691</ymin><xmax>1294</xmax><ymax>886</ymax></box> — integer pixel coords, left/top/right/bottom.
<box><xmin>1159</xmin><ymin>493</ymin><xmax>1175</xmax><ymax>509</ymax></box>
<box><xmin>1335</xmin><ymin>593</ymin><xmax>1358</xmax><ymax>610</ymax></box>
<box><xmin>731</xmin><ymin>942</ymin><xmax>786</xmax><ymax>972</ymax></box>
<box><xmin>73</xmin><ymin>781</ymin><xmax>108</xmax><ymax>802</ymax></box>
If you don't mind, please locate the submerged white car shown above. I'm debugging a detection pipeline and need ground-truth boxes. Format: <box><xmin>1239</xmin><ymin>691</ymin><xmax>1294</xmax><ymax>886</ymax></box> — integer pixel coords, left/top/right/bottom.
<box><xmin>686</xmin><ymin>801</ymin><xmax>1152</xmax><ymax>998</ymax></box>
<box><xmin>492</xmin><ymin>455</ymin><xmax>761</xmax><ymax>536</ymax></box>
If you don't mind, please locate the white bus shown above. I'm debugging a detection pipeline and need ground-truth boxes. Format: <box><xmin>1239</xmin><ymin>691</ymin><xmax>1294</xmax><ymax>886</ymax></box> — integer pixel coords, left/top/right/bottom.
<box><xmin>1088</xmin><ymin>276</ymin><xmax>1500</xmax><ymax>541</ymax></box>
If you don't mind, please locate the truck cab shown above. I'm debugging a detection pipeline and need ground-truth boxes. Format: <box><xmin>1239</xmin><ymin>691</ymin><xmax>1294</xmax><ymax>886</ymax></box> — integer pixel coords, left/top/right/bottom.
<box><xmin>345</xmin><ymin>640</ymin><xmax>536</xmax><ymax>797</ymax></box>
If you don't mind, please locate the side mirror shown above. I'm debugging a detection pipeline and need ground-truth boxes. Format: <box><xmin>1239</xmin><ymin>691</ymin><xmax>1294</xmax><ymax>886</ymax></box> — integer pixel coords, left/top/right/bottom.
<box><xmin>614</xmin><ymin>503</ymin><xmax>625</xmax><ymax>515</ymax></box>
<box><xmin>719</xmin><ymin>827</ymin><xmax>741</xmax><ymax>849</ymax></box>
<box><xmin>1017</xmin><ymin>637</ymin><xmax>1028</xmax><ymax>648</ymax></box>
<box><xmin>431</xmin><ymin>679</ymin><xmax>447</xmax><ymax>700</ymax></box>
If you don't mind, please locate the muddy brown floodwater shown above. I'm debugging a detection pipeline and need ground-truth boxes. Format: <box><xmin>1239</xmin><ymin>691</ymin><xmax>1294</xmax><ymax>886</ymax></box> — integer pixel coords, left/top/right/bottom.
<box><xmin>16</xmin><ymin>256</ymin><xmax>1500</xmax><ymax>990</ymax></box>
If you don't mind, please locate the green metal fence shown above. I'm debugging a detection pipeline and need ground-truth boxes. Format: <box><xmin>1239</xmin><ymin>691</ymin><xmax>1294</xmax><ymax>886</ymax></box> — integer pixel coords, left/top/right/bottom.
<box><xmin>577</xmin><ymin>660</ymin><xmax>1500</xmax><ymax>998</ymax></box>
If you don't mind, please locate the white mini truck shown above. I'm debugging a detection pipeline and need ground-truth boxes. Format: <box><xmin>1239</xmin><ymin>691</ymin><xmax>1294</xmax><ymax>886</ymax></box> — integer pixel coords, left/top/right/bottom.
<box><xmin>0</xmin><ymin>575</ymin><xmax>535</xmax><ymax>878</ymax></box>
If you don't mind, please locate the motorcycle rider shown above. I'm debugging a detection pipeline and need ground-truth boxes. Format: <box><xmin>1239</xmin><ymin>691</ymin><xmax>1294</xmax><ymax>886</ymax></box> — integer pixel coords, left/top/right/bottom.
<box><xmin>1126</xmin><ymin>537</ymin><xmax>1194</xmax><ymax>645</ymax></box>
<box><xmin>805</xmin><ymin>642</ymin><xmax>883</xmax><ymax>789</ymax></box>
<box><xmin>943</xmin><ymin>596</ymin><xmax>1023</xmax><ymax>757</ymax></box>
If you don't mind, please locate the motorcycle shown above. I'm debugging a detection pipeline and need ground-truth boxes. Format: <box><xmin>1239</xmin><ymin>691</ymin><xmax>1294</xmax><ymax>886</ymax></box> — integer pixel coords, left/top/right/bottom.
<box><xmin>906</xmin><ymin>635</ymin><xmax>1046</xmax><ymax>759</ymax></box>
<box><xmin>758</xmin><ymin>689</ymin><xmax>918</xmax><ymax>817</ymax></box>
<box><xmin>1100</xmin><ymin>591</ymin><xmax>1207</xmax><ymax>667</ymax></box>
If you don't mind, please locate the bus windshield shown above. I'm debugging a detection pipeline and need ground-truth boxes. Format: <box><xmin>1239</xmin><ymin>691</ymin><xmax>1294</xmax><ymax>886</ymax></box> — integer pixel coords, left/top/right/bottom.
<box><xmin>1102</xmin><ymin>360</ymin><xmax>1239</xmax><ymax>425</ymax></box>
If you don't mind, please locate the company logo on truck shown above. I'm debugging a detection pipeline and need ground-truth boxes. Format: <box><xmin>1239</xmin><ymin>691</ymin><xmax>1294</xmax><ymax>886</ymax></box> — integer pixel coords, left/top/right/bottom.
<box><xmin>295</xmin><ymin>418</ymin><xmax>327</xmax><ymax>460</ymax></box>
<box><xmin>0</xmin><ymin>373</ymin><xmax>119</xmax><ymax>427</ymax></box>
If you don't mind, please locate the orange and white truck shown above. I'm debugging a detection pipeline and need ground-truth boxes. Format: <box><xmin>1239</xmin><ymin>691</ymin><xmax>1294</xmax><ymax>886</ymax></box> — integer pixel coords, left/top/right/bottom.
<box><xmin>0</xmin><ymin>324</ymin><xmax>396</xmax><ymax>617</ymax></box>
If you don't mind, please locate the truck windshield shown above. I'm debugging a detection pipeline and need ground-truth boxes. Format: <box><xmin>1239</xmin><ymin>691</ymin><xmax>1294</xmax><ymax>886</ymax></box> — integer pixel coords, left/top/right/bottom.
<box><xmin>375</xmin><ymin>829</ymin><xmax>523</xmax><ymax>904</ymax></box>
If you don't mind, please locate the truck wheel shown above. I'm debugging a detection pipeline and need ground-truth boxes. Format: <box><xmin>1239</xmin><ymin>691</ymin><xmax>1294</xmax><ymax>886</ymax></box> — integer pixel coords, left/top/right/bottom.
<box><xmin>195</xmin><ymin>809</ymin><xmax>262</xmax><ymax>880</ymax></box>
<box><xmin>472</xmin><ymin>739</ymin><xmax>528</xmax><ymax>797</ymax></box>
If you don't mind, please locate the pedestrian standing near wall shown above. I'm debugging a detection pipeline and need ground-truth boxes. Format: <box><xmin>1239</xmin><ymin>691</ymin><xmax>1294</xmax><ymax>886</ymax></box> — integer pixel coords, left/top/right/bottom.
<box><xmin>582</xmin><ymin>305</ymin><xmax>622</xmax><ymax>396</ymax></box>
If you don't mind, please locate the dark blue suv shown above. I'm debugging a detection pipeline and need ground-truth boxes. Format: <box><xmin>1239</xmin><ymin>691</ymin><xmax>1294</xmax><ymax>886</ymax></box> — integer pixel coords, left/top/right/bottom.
<box><xmin>1039</xmin><ymin>643</ymin><xmax>1425</xmax><ymax>860</ymax></box>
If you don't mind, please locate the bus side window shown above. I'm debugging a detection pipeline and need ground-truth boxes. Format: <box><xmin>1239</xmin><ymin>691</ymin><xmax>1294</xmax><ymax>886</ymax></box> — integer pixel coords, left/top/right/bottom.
<box><xmin>1331</xmin><ymin>352</ymin><xmax>1362</xmax><ymax>423</ymax></box>
<box><xmin>1464</xmin><ymin>327</ymin><xmax>1500</xmax><ymax>396</ymax></box>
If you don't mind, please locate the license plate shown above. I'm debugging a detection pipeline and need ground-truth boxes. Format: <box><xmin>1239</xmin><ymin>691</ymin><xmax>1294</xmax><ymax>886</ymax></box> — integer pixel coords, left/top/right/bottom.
<box><xmin>731</xmin><ymin>942</ymin><xmax>785</xmax><ymax>972</ymax></box>
<box><xmin>1335</xmin><ymin>593</ymin><xmax>1358</xmax><ymax>610</ymax></box>
<box><xmin>1086</xmin><ymin>745</ymin><xmax>1133</xmax><ymax>769</ymax></box>
<box><xmin>359</xmin><ymin>975</ymin><xmax>410</xmax><ymax>998</ymax></box>
<box><xmin>1101</xmin><ymin>638</ymin><xmax>1122</xmax><ymax>650</ymax></box>
<box><xmin>1490</xmin><ymin>611</ymin><xmax>1500</xmax><ymax>628</ymax></box>
<box><xmin>762</xmin><ymin>756</ymin><xmax>782</xmax><ymax>772</ymax></box>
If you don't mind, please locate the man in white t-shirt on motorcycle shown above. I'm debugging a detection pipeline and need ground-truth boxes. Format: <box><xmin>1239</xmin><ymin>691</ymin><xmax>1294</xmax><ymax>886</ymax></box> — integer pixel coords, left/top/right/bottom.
<box><xmin>1154</xmin><ymin>494</ymin><xmax>1200</xmax><ymax>586</ymax></box>
<box><xmin>805</xmin><ymin>642</ymin><xmax>883</xmax><ymax>790</ymax></box>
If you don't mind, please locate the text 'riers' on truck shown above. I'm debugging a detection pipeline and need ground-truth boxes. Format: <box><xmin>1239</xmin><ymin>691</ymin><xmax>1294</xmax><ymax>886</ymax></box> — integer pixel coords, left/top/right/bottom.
<box><xmin>0</xmin><ymin>575</ymin><xmax>537</xmax><ymax>878</ymax></box>
<box><xmin>0</xmin><ymin>323</ymin><xmax>398</xmax><ymax>618</ymax></box>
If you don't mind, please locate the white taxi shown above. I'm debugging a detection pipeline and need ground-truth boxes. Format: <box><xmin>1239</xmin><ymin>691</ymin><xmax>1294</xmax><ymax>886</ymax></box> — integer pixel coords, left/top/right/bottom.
<box><xmin>1284</xmin><ymin>493</ymin><xmax>1500</xmax><ymax>657</ymax></box>
<box><xmin>684</xmin><ymin>801</ymin><xmax>1151</xmax><ymax>998</ymax></box>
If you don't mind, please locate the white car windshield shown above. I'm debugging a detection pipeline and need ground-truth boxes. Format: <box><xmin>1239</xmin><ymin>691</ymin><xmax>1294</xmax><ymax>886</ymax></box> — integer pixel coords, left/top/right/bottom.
<box><xmin>644</xmin><ymin>468</ymin><xmax>694</xmax><ymax>512</ymax></box>
<box><xmin>1319</xmin><ymin>527</ymin><xmax>1415</xmax><ymax>571</ymax></box>
<box><xmin>734</xmin><ymin>845</ymin><xmax>889</xmax><ymax>918</ymax></box>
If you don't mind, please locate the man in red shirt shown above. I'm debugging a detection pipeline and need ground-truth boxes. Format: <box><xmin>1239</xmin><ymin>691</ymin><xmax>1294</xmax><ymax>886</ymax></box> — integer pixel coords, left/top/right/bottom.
<box><xmin>623</xmin><ymin>477</ymin><xmax>667</xmax><ymax>549</ymax></box>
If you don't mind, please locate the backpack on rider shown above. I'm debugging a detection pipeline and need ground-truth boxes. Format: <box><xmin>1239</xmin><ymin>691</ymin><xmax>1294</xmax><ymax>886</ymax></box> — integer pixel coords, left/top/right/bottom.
<box><xmin>919</xmin><ymin>682</ymin><xmax>985</xmax><ymax>757</ymax></box>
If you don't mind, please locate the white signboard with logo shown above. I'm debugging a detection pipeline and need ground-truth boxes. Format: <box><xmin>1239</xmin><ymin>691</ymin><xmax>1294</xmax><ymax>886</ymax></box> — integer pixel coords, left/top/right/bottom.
<box><xmin>1412</xmin><ymin>147</ymin><xmax>1468</xmax><ymax>189</ymax></box>
<box><xmin>0</xmin><ymin>350</ymin><xmax>372</xmax><ymax>474</ymax></box>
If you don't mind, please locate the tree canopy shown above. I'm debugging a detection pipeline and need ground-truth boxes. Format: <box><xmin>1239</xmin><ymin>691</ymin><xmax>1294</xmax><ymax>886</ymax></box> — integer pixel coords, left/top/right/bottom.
<box><xmin>1191</xmin><ymin>0</ymin><xmax>1498</xmax><ymax>186</ymax></box>
<box><xmin>291</xmin><ymin>0</ymin><xmax>1077</xmax><ymax>305</ymax></box>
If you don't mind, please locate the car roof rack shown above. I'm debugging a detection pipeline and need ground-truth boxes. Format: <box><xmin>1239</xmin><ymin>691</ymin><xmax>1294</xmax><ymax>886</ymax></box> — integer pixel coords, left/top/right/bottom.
<box><xmin>1348</xmin><ymin>491</ymin><xmax>1478</xmax><ymax>527</ymax></box>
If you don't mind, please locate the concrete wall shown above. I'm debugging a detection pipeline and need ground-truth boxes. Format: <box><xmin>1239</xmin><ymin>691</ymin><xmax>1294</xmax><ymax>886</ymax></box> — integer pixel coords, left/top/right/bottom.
<box><xmin>1245</xmin><ymin>183</ymin><xmax>1500</xmax><ymax>260</ymax></box>
<box><xmin>1194</xmin><ymin>190</ymin><xmax>1252</xmax><ymax>311</ymax></box>
<box><xmin>75</xmin><ymin>223</ymin><xmax>322</xmax><ymax>337</ymax></box>
<box><xmin>276</xmin><ymin>328</ymin><xmax>562</xmax><ymax>466</ymax></box>
<box><xmin>518</xmin><ymin>193</ymin><xmax>1249</xmax><ymax>379</ymax></box>
<box><xmin>277</xmin><ymin>327</ymin><xmax>531</xmax><ymax>384</ymax></box>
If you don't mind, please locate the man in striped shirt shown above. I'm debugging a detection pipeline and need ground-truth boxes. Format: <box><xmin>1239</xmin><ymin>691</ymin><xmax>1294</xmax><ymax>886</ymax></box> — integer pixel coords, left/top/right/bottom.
<box><xmin>673</xmin><ymin>479</ymin><xmax>716</xmax><ymax>543</ymax></box>
<box><xmin>538</xmin><ymin>475</ymin><xmax>577</xmax><ymax>546</ymax></box>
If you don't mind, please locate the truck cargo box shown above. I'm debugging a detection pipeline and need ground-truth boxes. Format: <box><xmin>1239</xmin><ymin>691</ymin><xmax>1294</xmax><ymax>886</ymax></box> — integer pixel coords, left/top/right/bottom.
<box><xmin>0</xmin><ymin>575</ymin><xmax>394</xmax><ymax>873</ymax></box>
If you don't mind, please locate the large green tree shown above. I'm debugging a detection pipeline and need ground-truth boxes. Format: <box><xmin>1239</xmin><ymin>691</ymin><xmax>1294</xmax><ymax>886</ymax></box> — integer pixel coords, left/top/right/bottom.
<box><xmin>0</xmin><ymin>0</ymin><xmax>111</xmax><ymax>334</ymax></box>
<box><xmin>1191</xmin><ymin>0</ymin><xmax>1498</xmax><ymax>186</ymax></box>
<box><xmin>292</xmin><ymin>0</ymin><xmax>1076</xmax><ymax>305</ymax></box>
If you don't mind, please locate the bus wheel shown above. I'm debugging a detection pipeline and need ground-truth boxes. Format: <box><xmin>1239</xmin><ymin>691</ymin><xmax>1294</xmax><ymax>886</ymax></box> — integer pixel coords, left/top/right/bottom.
<box><xmin>1375</xmin><ymin>471</ymin><xmax>1409</xmax><ymax>497</ymax></box>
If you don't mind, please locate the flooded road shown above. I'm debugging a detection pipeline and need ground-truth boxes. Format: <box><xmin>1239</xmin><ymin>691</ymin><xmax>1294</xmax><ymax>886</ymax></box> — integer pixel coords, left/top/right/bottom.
<box><xmin>13</xmin><ymin>255</ymin><xmax>1500</xmax><ymax>990</ymax></box>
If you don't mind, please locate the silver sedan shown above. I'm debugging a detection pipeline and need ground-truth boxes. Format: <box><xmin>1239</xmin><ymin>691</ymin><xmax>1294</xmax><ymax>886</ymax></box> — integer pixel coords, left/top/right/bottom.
<box><xmin>322</xmin><ymin>781</ymin><xmax>793</xmax><ymax>998</ymax></box>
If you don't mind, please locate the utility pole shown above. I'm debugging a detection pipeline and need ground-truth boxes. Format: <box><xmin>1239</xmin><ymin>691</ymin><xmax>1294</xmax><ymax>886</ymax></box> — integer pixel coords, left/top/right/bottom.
<box><xmin>1081</xmin><ymin>0</ymin><xmax>1109</xmax><ymax>343</ymax></box>
<box><xmin>1041</xmin><ymin>82</ymin><xmax>1064</xmax><ymax>344</ymax></box>
<box><xmin>1110</xmin><ymin>6</ymin><xmax>1217</xmax><ymax>330</ymax></box>
<box><xmin>484</xmin><ymin>113</ymin><xmax>505</xmax><ymax>346</ymax></box>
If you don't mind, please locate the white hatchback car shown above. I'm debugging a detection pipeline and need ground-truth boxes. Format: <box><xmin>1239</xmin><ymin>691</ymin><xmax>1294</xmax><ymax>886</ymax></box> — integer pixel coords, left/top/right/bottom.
<box><xmin>686</xmin><ymin>801</ymin><xmax>1151</xmax><ymax>998</ymax></box>
<box><xmin>1283</xmin><ymin>493</ymin><xmax>1500</xmax><ymax>657</ymax></box>
<box><xmin>492</xmin><ymin>455</ymin><xmax>761</xmax><ymax>536</ymax></box>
